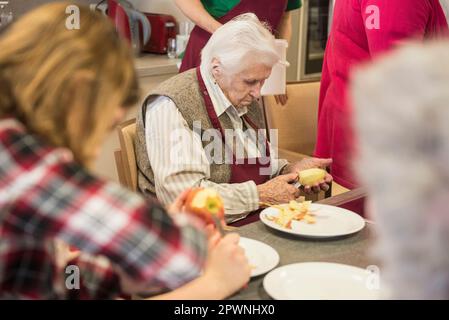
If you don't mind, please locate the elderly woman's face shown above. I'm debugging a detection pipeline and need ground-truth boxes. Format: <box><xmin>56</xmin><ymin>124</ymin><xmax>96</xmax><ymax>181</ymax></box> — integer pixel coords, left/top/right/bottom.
<box><xmin>214</xmin><ymin>62</ymin><xmax>272</xmax><ymax>108</ymax></box>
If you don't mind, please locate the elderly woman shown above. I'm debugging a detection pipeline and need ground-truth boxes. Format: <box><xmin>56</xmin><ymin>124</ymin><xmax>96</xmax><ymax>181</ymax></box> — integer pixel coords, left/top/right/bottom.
<box><xmin>353</xmin><ymin>41</ymin><xmax>449</xmax><ymax>299</ymax></box>
<box><xmin>136</xmin><ymin>13</ymin><xmax>332</xmax><ymax>224</ymax></box>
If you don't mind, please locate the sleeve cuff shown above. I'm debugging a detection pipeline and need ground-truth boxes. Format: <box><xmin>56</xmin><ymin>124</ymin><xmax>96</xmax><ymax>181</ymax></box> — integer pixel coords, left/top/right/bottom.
<box><xmin>223</xmin><ymin>180</ymin><xmax>260</xmax><ymax>219</ymax></box>
<box><xmin>274</xmin><ymin>159</ymin><xmax>289</xmax><ymax>177</ymax></box>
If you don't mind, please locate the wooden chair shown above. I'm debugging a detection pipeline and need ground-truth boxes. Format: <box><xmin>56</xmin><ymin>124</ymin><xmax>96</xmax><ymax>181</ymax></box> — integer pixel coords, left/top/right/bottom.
<box><xmin>263</xmin><ymin>80</ymin><xmax>320</xmax><ymax>159</ymax></box>
<box><xmin>263</xmin><ymin>80</ymin><xmax>332</xmax><ymax>198</ymax></box>
<box><xmin>114</xmin><ymin>118</ymin><xmax>138</xmax><ymax>192</ymax></box>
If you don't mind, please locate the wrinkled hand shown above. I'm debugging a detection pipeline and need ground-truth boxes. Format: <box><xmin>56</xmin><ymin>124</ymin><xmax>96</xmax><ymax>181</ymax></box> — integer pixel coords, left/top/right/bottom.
<box><xmin>274</xmin><ymin>94</ymin><xmax>288</xmax><ymax>106</ymax></box>
<box><xmin>257</xmin><ymin>173</ymin><xmax>301</xmax><ymax>205</ymax></box>
<box><xmin>282</xmin><ymin>158</ymin><xmax>333</xmax><ymax>194</ymax></box>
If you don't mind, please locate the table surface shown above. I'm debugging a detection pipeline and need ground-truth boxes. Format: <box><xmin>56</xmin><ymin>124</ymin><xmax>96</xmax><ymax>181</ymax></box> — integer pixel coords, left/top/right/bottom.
<box><xmin>229</xmin><ymin>212</ymin><xmax>376</xmax><ymax>300</ymax></box>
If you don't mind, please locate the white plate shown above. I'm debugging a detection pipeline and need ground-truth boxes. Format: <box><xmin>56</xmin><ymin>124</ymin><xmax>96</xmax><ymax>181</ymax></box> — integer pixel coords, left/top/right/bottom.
<box><xmin>260</xmin><ymin>203</ymin><xmax>365</xmax><ymax>238</ymax></box>
<box><xmin>239</xmin><ymin>237</ymin><xmax>280</xmax><ymax>277</ymax></box>
<box><xmin>263</xmin><ymin>262</ymin><xmax>382</xmax><ymax>300</ymax></box>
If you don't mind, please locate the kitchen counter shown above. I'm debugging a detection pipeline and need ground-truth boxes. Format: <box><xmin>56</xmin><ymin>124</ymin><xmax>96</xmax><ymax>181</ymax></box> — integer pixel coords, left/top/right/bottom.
<box><xmin>135</xmin><ymin>53</ymin><xmax>180</xmax><ymax>78</ymax></box>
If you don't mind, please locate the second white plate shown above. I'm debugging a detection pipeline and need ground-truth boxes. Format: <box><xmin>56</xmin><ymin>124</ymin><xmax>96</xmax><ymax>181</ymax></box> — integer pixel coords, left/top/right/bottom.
<box><xmin>239</xmin><ymin>237</ymin><xmax>280</xmax><ymax>277</ymax></box>
<box><xmin>263</xmin><ymin>262</ymin><xmax>383</xmax><ymax>300</ymax></box>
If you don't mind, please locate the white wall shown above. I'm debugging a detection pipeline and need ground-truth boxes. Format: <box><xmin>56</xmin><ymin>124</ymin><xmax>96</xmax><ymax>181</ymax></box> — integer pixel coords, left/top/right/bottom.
<box><xmin>130</xmin><ymin>0</ymin><xmax>190</xmax><ymax>24</ymax></box>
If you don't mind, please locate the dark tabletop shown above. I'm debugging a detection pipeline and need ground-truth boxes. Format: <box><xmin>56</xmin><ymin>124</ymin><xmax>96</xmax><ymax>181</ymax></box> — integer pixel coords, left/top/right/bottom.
<box><xmin>229</xmin><ymin>219</ymin><xmax>377</xmax><ymax>300</ymax></box>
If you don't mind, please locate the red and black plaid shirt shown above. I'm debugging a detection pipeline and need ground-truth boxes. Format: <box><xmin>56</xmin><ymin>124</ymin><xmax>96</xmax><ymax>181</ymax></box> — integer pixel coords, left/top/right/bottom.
<box><xmin>0</xmin><ymin>118</ymin><xmax>207</xmax><ymax>299</ymax></box>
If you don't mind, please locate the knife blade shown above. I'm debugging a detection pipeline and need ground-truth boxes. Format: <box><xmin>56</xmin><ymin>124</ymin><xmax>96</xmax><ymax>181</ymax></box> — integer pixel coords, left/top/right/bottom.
<box><xmin>211</xmin><ymin>215</ymin><xmax>226</xmax><ymax>237</ymax></box>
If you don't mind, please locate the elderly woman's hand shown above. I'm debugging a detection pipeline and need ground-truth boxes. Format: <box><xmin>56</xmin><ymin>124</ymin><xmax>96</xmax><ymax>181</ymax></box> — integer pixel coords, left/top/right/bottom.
<box><xmin>282</xmin><ymin>158</ymin><xmax>333</xmax><ymax>194</ymax></box>
<box><xmin>257</xmin><ymin>173</ymin><xmax>301</xmax><ymax>205</ymax></box>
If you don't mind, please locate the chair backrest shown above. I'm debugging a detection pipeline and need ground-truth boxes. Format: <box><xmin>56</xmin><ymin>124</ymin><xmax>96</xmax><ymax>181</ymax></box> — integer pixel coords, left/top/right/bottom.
<box><xmin>263</xmin><ymin>81</ymin><xmax>320</xmax><ymax>156</ymax></box>
<box><xmin>263</xmin><ymin>81</ymin><xmax>333</xmax><ymax>199</ymax></box>
<box><xmin>115</xmin><ymin>118</ymin><xmax>138</xmax><ymax>192</ymax></box>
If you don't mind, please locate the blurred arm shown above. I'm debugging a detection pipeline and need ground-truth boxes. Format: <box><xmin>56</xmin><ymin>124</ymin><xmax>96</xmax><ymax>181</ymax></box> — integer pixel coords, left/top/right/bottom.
<box><xmin>175</xmin><ymin>0</ymin><xmax>222</xmax><ymax>33</ymax></box>
<box><xmin>278</xmin><ymin>11</ymin><xmax>292</xmax><ymax>42</ymax></box>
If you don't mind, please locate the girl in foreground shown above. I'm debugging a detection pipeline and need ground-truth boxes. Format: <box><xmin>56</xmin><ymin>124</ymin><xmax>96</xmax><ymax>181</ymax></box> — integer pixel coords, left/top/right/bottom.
<box><xmin>0</xmin><ymin>3</ymin><xmax>249</xmax><ymax>299</ymax></box>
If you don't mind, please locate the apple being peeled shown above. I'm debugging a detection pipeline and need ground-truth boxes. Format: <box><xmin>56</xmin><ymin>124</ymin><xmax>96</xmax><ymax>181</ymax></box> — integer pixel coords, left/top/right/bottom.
<box><xmin>185</xmin><ymin>188</ymin><xmax>225</xmax><ymax>224</ymax></box>
<box><xmin>298</xmin><ymin>168</ymin><xmax>327</xmax><ymax>186</ymax></box>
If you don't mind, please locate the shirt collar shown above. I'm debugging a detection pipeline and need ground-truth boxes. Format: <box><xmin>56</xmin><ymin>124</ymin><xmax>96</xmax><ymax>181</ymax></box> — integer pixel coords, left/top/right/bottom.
<box><xmin>200</xmin><ymin>65</ymin><xmax>248</xmax><ymax>118</ymax></box>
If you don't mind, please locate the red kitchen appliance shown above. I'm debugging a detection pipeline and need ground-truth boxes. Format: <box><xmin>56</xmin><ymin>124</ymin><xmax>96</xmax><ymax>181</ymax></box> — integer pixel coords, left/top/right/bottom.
<box><xmin>141</xmin><ymin>13</ymin><xmax>177</xmax><ymax>54</ymax></box>
<box><xmin>107</xmin><ymin>0</ymin><xmax>151</xmax><ymax>54</ymax></box>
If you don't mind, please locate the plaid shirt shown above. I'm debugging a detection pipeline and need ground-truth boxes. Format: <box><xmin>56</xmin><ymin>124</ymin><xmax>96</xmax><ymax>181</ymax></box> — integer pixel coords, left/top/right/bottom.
<box><xmin>0</xmin><ymin>118</ymin><xmax>207</xmax><ymax>299</ymax></box>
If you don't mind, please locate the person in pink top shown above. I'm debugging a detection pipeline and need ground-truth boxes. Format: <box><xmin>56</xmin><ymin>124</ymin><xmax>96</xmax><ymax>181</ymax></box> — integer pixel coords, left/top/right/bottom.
<box><xmin>315</xmin><ymin>0</ymin><xmax>449</xmax><ymax>189</ymax></box>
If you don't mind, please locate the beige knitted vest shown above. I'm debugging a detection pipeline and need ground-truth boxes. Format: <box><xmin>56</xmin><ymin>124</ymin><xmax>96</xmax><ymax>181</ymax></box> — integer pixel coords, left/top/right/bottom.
<box><xmin>135</xmin><ymin>69</ymin><xmax>266</xmax><ymax>196</ymax></box>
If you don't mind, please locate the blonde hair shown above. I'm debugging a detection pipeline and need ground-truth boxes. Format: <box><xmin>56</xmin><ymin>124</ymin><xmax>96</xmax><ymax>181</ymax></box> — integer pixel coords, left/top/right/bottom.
<box><xmin>200</xmin><ymin>13</ymin><xmax>279</xmax><ymax>75</ymax></box>
<box><xmin>0</xmin><ymin>3</ymin><xmax>139</xmax><ymax>166</ymax></box>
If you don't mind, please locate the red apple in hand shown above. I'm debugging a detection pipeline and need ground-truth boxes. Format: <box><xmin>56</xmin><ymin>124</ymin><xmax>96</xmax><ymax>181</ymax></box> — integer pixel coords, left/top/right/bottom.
<box><xmin>185</xmin><ymin>188</ymin><xmax>225</xmax><ymax>225</ymax></box>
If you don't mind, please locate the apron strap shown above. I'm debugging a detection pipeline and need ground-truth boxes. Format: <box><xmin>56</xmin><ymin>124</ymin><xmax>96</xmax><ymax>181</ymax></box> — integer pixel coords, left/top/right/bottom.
<box><xmin>242</xmin><ymin>115</ymin><xmax>271</xmax><ymax>158</ymax></box>
<box><xmin>196</xmin><ymin>67</ymin><xmax>271</xmax><ymax>159</ymax></box>
<box><xmin>195</xmin><ymin>67</ymin><xmax>226</xmax><ymax>137</ymax></box>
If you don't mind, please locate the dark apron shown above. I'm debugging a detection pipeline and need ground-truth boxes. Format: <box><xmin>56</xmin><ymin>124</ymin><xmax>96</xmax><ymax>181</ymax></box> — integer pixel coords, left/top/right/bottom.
<box><xmin>196</xmin><ymin>67</ymin><xmax>270</xmax><ymax>226</ymax></box>
<box><xmin>180</xmin><ymin>0</ymin><xmax>288</xmax><ymax>72</ymax></box>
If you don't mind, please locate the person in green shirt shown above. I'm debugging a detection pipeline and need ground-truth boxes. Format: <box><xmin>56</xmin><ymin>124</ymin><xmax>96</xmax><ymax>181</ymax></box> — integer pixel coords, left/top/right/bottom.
<box><xmin>176</xmin><ymin>0</ymin><xmax>301</xmax><ymax>105</ymax></box>
<box><xmin>200</xmin><ymin>0</ymin><xmax>301</xmax><ymax>24</ymax></box>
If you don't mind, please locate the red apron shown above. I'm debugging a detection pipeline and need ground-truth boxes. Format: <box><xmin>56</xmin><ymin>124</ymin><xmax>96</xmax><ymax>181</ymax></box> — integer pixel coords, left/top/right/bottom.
<box><xmin>196</xmin><ymin>67</ymin><xmax>270</xmax><ymax>226</ymax></box>
<box><xmin>180</xmin><ymin>0</ymin><xmax>288</xmax><ymax>72</ymax></box>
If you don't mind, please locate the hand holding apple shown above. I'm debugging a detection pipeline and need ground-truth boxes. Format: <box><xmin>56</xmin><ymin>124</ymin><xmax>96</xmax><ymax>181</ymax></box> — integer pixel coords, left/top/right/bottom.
<box><xmin>282</xmin><ymin>158</ymin><xmax>333</xmax><ymax>194</ymax></box>
<box><xmin>185</xmin><ymin>187</ymin><xmax>225</xmax><ymax>225</ymax></box>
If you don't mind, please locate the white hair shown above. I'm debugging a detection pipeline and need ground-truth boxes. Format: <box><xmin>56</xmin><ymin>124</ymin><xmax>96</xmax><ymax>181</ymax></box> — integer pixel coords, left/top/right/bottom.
<box><xmin>352</xmin><ymin>41</ymin><xmax>449</xmax><ymax>299</ymax></box>
<box><xmin>200</xmin><ymin>13</ymin><xmax>279</xmax><ymax>75</ymax></box>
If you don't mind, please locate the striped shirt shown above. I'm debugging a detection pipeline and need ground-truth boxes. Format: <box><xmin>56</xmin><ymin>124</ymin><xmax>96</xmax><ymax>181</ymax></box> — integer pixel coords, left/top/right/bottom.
<box><xmin>145</xmin><ymin>66</ymin><xmax>288</xmax><ymax>222</ymax></box>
